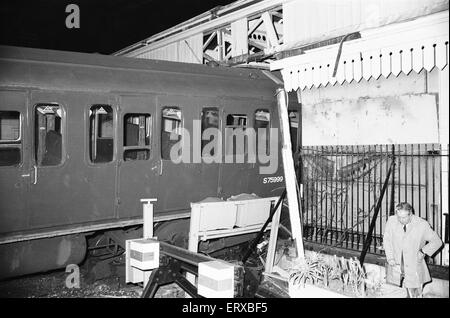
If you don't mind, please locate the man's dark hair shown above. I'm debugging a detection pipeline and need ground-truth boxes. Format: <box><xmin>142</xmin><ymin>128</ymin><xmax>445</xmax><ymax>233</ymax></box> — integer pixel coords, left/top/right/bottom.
<box><xmin>395</xmin><ymin>202</ymin><xmax>414</xmax><ymax>214</ymax></box>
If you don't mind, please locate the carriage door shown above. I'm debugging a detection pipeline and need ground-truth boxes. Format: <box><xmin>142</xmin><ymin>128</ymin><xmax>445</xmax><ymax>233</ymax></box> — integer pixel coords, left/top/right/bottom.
<box><xmin>218</xmin><ymin>98</ymin><xmax>254</xmax><ymax>198</ymax></box>
<box><xmin>27</xmin><ymin>92</ymin><xmax>71</xmax><ymax>227</ymax></box>
<box><xmin>0</xmin><ymin>90</ymin><xmax>29</xmax><ymax>234</ymax></box>
<box><xmin>117</xmin><ymin>95</ymin><xmax>159</xmax><ymax>219</ymax></box>
<box><xmin>156</xmin><ymin>95</ymin><xmax>199</xmax><ymax>213</ymax></box>
<box><xmin>247</xmin><ymin>104</ymin><xmax>282</xmax><ymax>198</ymax></box>
<box><xmin>27</xmin><ymin>91</ymin><xmax>106</xmax><ymax>228</ymax></box>
<box><xmin>192</xmin><ymin>97</ymin><xmax>221</xmax><ymax>199</ymax></box>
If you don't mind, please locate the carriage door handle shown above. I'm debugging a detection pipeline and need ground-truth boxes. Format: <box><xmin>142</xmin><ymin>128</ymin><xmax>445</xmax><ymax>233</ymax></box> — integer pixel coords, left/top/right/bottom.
<box><xmin>32</xmin><ymin>166</ymin><xmax>38</xmax><ymax>185</ymax></box>
<box><xmin>21</xmin><ymin>166</ymin><xmax>37</xmax><ymax>184</ymax></box>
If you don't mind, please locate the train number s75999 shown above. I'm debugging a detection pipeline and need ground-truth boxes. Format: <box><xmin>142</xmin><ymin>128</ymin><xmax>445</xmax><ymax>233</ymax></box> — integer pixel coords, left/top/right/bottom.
<box><xmin>262</xmin><ymin>176</ymin><xmax>284</xmax><ymax>184</ymax></box>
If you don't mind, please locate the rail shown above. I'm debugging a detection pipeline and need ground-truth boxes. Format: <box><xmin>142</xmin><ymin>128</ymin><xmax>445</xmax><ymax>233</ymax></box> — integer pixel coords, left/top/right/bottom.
<box><xmin>299</xmin><ymin>143</ymin><xmax>448</xmax><ymax>267</ymax></box>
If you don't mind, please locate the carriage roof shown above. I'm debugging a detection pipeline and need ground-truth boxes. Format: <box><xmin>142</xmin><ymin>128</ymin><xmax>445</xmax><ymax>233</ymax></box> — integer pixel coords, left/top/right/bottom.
<box><xmin>0</xmin><ymin>46</ymin><xmax>277</xmax><ymax>100</ymax></box>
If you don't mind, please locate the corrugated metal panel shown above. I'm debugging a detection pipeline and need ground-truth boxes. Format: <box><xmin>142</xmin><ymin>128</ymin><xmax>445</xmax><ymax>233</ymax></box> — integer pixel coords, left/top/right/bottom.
<box><xmin>139</xmin><ymin>43</ymin><xmax>178</xmax><ymax>61</ymax></box>
<box><xmin>137</xmin><ymin>43</ymin><xmax>176</xmax><ymax>61</ymax></box>
<box><xmin>134</xmin><ymin>34</ymin><xmax>203</xmax><ymax>64</ymax></box>
<box><xmin>178</xmin><ymin>33</ymin><xmax>203</xmax><ymax>63</ymax></box>
<box><xmin>283</xmin><ymin>0</ymin><xmax>448</xmax><ymax>47</ymax></box>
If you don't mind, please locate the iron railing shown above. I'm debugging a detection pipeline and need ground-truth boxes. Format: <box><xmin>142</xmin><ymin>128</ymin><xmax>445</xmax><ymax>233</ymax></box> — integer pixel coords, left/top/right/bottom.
<box><xmin>300</xmin><ymin>143</ymin><xmax>447</xmax><ymax>266</ymax></box>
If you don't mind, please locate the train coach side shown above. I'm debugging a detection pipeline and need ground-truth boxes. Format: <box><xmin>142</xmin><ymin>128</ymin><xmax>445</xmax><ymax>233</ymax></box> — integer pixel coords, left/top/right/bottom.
<box><xmin>0</xmin><ymin>46</ymin><xmax>297</xmax><ymax>278</ymax></box>
<box><xmin>0</xmin><ymin>45</ymin><xmax>285</xmax><ymax>237</ymax></box>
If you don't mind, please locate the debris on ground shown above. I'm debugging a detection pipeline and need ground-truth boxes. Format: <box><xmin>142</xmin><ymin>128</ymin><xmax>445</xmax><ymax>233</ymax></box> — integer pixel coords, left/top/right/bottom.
<box><xmin>0</xmin><ymin>255</ymin><xmax>185</xmax><ymax>298</ymax></box>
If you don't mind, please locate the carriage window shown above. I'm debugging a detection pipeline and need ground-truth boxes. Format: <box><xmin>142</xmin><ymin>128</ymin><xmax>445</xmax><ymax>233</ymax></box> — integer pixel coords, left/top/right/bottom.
<box><xmin>89</xmin><ymin>105</ymin><xmax>114</xmax><ymax>163</ymax></box>
<box><xmin>255</xmin><ymin>109</ymin><xmax>270</xmax><ymax>155</ymax></box>
<box><xmin>123</xmin><ymin>113</ymin><xmax>151</xmax><ymax>161</ymax></box>
<box><xmin>35</xmin><ymin>104</ymin><xmax>63</xmax><ymax>166</ymax></box>
<box><xmin>201</xmin><ymin>107</ymin><xmax>219</xmax><ymax>157</ymax></box>
<box><xmin>225</xmin><ymin>114</ymin><xmax>247</xmax><ymax>156</ymax></box>
<box><xmin>289</xmin><ymin>111</ymin><xmax>299</xmax><ymax>153</ymax></box>
<box><xmin>161</xmin><ymin>107</ymin><xmax>182</xmax><ymax>160</ymax></box>
<box><xmin>0</xmin><ymin>111</ymin><xmax>21</xmax><ymax>166</ymax></box>
<box><xmin>0</xmin><ymin>111</ymin><xmax>20</xmax><ymax>141</ymax></box>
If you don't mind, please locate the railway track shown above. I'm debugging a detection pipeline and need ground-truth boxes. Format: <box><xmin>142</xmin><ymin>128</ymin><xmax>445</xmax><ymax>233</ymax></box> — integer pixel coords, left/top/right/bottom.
<box><xmin>0</xmin><ymin>252</ymin><xmax>184</xmax><ymax>298</ymax></box>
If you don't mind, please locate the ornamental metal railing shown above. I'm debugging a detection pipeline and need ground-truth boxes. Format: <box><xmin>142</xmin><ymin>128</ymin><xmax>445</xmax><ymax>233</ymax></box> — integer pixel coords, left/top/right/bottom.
<box><xmin>299</xmin><ymin>143</ymin><xmax>447</xmax><ymax>267</ymax></box>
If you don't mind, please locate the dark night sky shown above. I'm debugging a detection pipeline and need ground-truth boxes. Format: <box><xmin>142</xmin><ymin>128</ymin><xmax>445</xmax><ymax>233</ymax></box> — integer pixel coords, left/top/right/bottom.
<box><xmin>0</xmin><ymin>0</ymin><xmax>236</xmax><ymax>54</ymax></box>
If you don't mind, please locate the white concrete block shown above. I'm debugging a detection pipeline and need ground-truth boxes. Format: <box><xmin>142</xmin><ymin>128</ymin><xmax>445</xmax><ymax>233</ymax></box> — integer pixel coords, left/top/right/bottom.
<box><xmin>129</xmin><ymin>238</ymin><xmax>159</xmax><ymax>270</ymax></box>
<box><xmin>198</xmin><ymin>261</ymin><xmax>234</xmax><ymax>298</ymax></box>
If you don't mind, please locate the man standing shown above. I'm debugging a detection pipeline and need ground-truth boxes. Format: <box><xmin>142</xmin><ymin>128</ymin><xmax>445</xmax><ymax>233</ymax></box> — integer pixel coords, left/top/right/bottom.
<box><xmin>383</xmin><ymin>202</ymin><xmax>443</xmax><ymax>297</ymax></box>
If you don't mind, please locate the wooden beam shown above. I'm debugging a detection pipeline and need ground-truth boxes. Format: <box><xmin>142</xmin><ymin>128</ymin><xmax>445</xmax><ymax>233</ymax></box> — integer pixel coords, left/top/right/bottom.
<box><xmin>276</xmin><ymin>88</ymin><xmax>304</xmax><ymax>259</ymax></box>
<box><xmin>235</xmin><ymin>62</ymin><xmax>271</xmax><ymax>70</ymax></box>
<box><xmin>272</xmin><ymin>32</ymin><xmax>361</xmax><ymax>61</ymax></box>
<box><xmin>203</xmin><ymin>52</ymin><xmax>228</xmax><ymax>67</ymax></box>
<box><xmin>261</xmin><ymin>11</ymin><xmax>279</xmax><ymax>47</ymax></box>
<box><xmin>248</xmin><ymin>39</ymin><xmax>266</xmax><ymax>50</ymax></box>
<box><xmin>265</xmin><ymin>202</ymin><xmax>281</xmax><ymax>273</ymax></box>
<box><xmin>226</xmin><ymin>50</ymin><xmax>267</xmax><ymax>65</ymax></box>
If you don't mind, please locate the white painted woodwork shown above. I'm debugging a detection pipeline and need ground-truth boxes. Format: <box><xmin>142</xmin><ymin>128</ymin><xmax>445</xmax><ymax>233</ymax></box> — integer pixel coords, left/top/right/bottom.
<box><xmin>271</xmin><ymin>12</ymin><xmax>449</xmax><ymax>91</ymax></box>
<box><xmin>231</xmin><ymin>18</ymin><xmax>249</xmax><ymax>57</ymax></box>
<box><xmin>276</xmin><ymin>88</ymin><xmax>305</xmax><ymax>259</ymax></box>
<box><xmin>264</xmin><ymin>202</ymin><xmax>282</xmax><ymax>274</ymax></box>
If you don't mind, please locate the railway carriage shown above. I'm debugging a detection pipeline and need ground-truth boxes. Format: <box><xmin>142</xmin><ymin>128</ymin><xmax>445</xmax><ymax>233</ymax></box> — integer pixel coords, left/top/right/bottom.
<box><xmin>0</xmin><ymin>46</ymin><xmax>299</xmax><ymax>279</ymax></box>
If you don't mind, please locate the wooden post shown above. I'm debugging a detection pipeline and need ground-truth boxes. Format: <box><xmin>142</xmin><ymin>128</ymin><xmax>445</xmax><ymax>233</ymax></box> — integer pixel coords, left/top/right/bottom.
<box><xmin>276</xmin><ymin>88</ymin><xmax>305</xmax><ymax>259</ymax></box>
<box><xmin>141</xmin><ymin>198</ymin><xmax>157</xmax><ymax>286</ymax></box>
<box><xmin>261</xmin><ymin>12</ymin><xmax>279</xmax><ymax>48</ymax></box>
<box><xmin>141</xmin><ymin>199</ymin><xmax>157</xmax><ymax>239</ymax></box>
<box><xmin>265</xmin><ymin>201</ymin><xmax>282</xmax><ymax>273</ymax></box>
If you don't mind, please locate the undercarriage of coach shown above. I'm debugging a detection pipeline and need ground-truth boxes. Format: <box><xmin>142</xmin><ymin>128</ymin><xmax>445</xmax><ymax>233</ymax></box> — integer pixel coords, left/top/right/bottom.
<box><xmin>0</xmin><ymin>198</ymin><xmax>293</xmax><ymax>299</ymax></box>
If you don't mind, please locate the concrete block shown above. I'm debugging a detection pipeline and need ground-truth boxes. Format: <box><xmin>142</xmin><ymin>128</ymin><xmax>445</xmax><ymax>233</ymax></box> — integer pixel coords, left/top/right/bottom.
<box><xmin>198</xmin><ymin>260</ymin><xmax>234</xmax><ymax>298</ymax></box>
<box><xmin>129</xmin><ymin>238</ymin><xmax>159</xmax><ymax>270</ymax></box>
